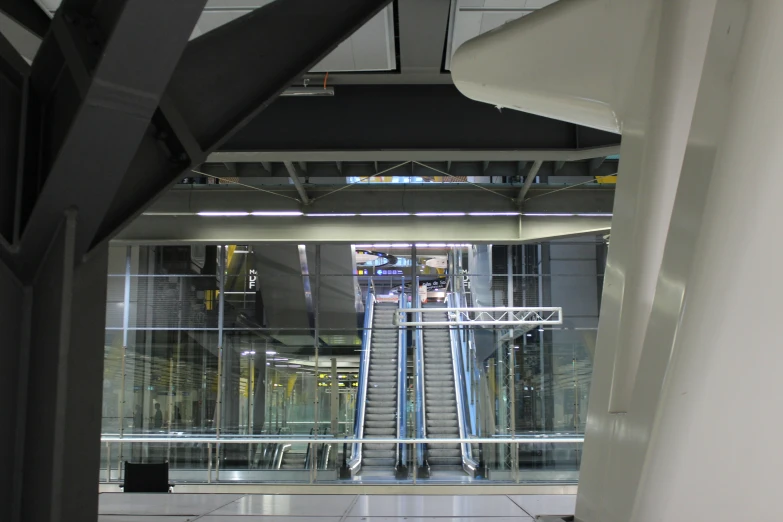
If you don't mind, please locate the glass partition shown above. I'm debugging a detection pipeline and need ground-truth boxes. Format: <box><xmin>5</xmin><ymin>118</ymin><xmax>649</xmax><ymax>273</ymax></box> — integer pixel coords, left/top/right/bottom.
<box><xmin>100</xmin><ymin>239</ymin><xmax>604</xmax><ymax>485</ymax></box>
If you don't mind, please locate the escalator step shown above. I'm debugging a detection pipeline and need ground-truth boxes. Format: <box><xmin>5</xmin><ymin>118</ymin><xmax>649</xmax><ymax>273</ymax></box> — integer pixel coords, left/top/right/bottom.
<box><xmin>363</xmin><ymin>458</ymin><xmax>396</xmax><ymax>467</ymax></box>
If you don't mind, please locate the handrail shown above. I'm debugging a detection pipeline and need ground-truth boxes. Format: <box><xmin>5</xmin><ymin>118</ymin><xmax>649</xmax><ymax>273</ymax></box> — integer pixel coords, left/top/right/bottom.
<box><xmin>101</xmin><ymin>436</ymin><xmax>584</xmax><ymax>444</ymax></box>
<box><xmin>347</xmin><ymin>287</ymin><xmax>375</xmax><ymax>473</ymax></box>
<box><xmin>275</xmin><ymin>444</ymin><xmax>291</xmax><ymax>469</ymax></box>
<box><xmin>415</xmin><ymin>307</ymin><xmax>426</xmax><ymax>470</ymax></box>
<box><xmin>447</xmin><ymin>293</ymin><xmax>480</xmax><ymax>475</ymax></box>
<box><xmin>396</xmin><ymin>287</ymin><xmax>408</xmax><ymax>470</ymax></box>
<box><xmin>457</xmin><ymin>290</ymin><xmax>480</xmax><ymax>436</ymax></box>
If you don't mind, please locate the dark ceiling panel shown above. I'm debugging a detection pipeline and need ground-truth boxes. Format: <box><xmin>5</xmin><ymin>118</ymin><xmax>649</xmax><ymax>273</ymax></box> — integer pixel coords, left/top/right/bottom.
<box><xmin>222</xmin><ymin>85</ymin><xmax>621</xmax><ymax>151</ymax></box>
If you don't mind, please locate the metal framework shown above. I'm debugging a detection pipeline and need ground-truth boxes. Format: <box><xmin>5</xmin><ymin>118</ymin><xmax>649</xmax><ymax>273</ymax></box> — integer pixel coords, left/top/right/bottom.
<box><xmin>0</xmin><ymin>1</ymin><xmax>393</xmax><ymax>521</ymax></box>
<box><xmin>197</xmin><ymin>155</ymin><xmax>619</xmax><ymax>180</ymax></box>
<box><xmin>394</xmin><ymin>307</ymin><xmax>563</xmax><ymax>327</ymax></box>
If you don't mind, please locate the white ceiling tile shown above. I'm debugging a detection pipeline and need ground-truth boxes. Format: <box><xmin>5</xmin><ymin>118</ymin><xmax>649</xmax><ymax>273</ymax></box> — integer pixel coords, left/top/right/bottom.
<box><xmin>446</xmin><ymin>0</ymin><xmax>559</xmax><ymax>69</ymax></box>
<box><xmin>450</xmin><ymin>11</ymin><xmax>484</xmax><ymax>56</ymax></box>
<box><xmin>350</xmin><ymin>10</ymin><xmax>395</xmax><ymax>71</ymax></box>
<box><xmin>311</xmin><ymin>40</ymin><xmax>355</xmax><ymax>73</ymax></box>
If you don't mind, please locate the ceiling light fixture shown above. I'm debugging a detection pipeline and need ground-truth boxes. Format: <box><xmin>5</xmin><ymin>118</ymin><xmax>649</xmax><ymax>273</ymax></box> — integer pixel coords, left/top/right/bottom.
<box><xmin>358</xmin><ymin>212</ymin><xmax>411</xmax><ymax>217</ymax></box>
<box><xmin>415</xmin><ymin>212</ymin><xmax>466</xmax><ymax>217</ymax></box>
<box><xmin>468</xmin><ymin>212</ymin><xmax>520</xmax><ymax>216</ymax></box>
<box><xmin>306</xmin><ymin>213</ymin><xmax>357</xmax><ymax>217</ymax></box>
<box><xmin>280</xmin><ymin>86</ymin><xmax>335</xmax><ymax>97</ymax></box>
<box><xmin>197</xmin><ymin>211</ymin><xmax>250</xmax><ymax>217</ymax></box>
<box><xmin>522</xmin><ymin>213</ymin><xmax>613</xmax><ymax>217</ymax></box>
<box><xmin>251</xmin><ymin>211</ymin><xmax>303</xmax><ymax>216</ymax></box>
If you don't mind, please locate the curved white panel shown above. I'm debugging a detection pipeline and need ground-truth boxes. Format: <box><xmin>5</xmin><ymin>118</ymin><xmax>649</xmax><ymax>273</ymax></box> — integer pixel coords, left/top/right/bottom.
<box><xmin>451</xmin><ymin>0</ymin><xmax>656</xmax><ymax>132</ymax></box>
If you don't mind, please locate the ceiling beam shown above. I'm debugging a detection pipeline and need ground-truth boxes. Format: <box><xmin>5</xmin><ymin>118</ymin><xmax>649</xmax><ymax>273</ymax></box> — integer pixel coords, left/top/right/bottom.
<box><xmin>283</xmin><ymin>161</ymin><xmax>310</xmax><ymax>205</ymax></box>
<box><xmin>141</xmin><ymin>184</ymin><xmax>615</xmax><ymax>216</ymax></box>
<box><xmin>197</xmin><ymin>158</ymin><xmax>618</xmax><ymax>180</ymax></box>
<box><xmin>209</xmin><ymin>145</ymin><xmax>621</xmax><ymax>163</ymax></box>
<box><xmin>515</xmin><ymin>160</ymin><xmax>544</xmax><ymax>206</ymax></box>
<box><xmin>115</xmin><ymin>214</ymin><xmax>612</xmax><ymax>245</ymax></box>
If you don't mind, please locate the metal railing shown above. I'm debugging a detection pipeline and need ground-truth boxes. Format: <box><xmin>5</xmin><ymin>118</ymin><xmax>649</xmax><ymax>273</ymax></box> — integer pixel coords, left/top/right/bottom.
<box><xmin>347</xmin><ymin>287</ymin><xmax>375</xmax><ymax>473</ymax></box>
<box><xmin>446</xmin><ymin>293</ymin><xmax>480</xmax><ymax>475</ymax></box>
<box><xmin>414</xmin><ymin>305</ymin><xmax>427</xmax><ymax>471</ymax></box>
<box><xmin>396</xmin><ymin>287</ymin><xmax>408</xmax><ymax>472</ymax></box>
<box><xmin>101</xmin><ymin>435</ymin><xmax>584</xmax><ymax>484</ymax></box>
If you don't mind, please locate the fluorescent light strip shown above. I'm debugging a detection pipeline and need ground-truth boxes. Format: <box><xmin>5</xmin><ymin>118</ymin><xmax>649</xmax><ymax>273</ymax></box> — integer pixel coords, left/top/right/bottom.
<box><xmin>251</xmin><ymin>211</ymin><xmax>302</xmax><ymax>216</ymax></box>
<box><xmin>415</xmin><ymin>243</ymin><xmax>472</xmax><ymax>248</ymax></box>
<box><xmin>358</xmin><ymin>212</ymin><xmax>411</xmax><ymax>217</ymax></box>
<box><xmin>354</xmin><ymin>243</ymin><xmax>413</xmax><ymax>248</ymax></box>
<box><xmin>415</xmin><ymin>212</ymin><xmax>466</xmax><ymax>217</ymax></box>
<box><xmin>197</xmin><ymin>211</ymin><xmax>250</xmax><ymax>217</ymax></box>
<box><xmin>305</xmin><ymin>213</ymin><xmax>357</xmax><ymax>217</ymax></box>
<box><xmin>522</xmin><ymin>213</ymin><xmax>613</xmax><ymax>217</ymax></box>
<box><xmin>468</xmin><ymin>212</ymin><xmax>520</xmax><ymax>216</ymax></box>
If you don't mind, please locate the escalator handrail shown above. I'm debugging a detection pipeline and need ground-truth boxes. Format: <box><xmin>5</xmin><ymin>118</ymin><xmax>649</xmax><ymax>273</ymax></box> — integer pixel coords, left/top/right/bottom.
<box><xmin>458</xmin><ymin>290</ymin><xmax>481</xmax><ymax>436</ymax></box>
<box><xmin>348</xmin><ymin>287</ymin><xmax>375</xmax><ymax>472</ymax></box>
<box><xmin>447</xmin><ymin>293</ymin><xmax>479</xmax><ymax>473</ymax></box>
<box><xmin>415</xmin><ymin>306</ymin><xmax>427</xmax><ymax>469</ymax></box>
<box><xmin>396</xmin><ymin>289</ymin><xmax>408</xmax><ymax>468</ymax></box>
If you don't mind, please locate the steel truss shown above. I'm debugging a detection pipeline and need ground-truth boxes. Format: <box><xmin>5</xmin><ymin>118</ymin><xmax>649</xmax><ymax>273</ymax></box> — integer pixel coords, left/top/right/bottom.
<box><xmin>394</xmin><ymin>307</ymin><xmax>563</xmax><ymax>327</ymax></box>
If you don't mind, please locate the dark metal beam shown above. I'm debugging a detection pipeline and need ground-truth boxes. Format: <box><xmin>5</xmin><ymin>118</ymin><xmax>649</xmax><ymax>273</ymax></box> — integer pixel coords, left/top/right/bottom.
<box><xmin>0</xmin><ymin>0</ymin><xmax>50</xmax><ymax>39</ymax></box>
<box><xmin>219</xmin><ymin>85</ymin><xmax>622</xmax><ymax>152</ymax></box>
<box><xmin>283</xmin><ymin>161</ymin><xmax>311</xmax><ymax>205</ymax></box>
<box><xmin>515</xmin><ymin>160</ymin><xmax>544</xmax><ymax>205</ymax></box>
<box><xmin>98</xmin><ymin>0</ymin><xmax>393</xmax><ymax>252</ymax></box>
<box><xmin>12</xmin><ymin>0</ymin><xmax>206</xmax><ymax>277</ymax></box>
<box><xmin>0</xmin><ymin>27</ymin><xmax>28</xmax><ymax>244</ymax></box>
<box><xmin>1</xmin><ymin>212</ymin><xmax>109</xmax><ymax>522</ymax></box>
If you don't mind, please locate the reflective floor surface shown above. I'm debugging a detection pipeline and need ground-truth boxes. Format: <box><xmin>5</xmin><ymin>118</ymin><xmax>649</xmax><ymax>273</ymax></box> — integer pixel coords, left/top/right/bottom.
<box><xmin>98</xmin><ymin>493</ymin><xmax>576</xmax><ymax>521</ymax></box>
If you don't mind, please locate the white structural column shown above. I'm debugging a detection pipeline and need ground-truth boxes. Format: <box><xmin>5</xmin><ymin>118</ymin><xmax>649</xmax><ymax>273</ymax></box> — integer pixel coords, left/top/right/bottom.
<box><xmin>629</xmin><ymin>3</ymin><xmax>783</xmax><ymax>520</ymax></box>
<box><xmin>453</xmin><ymin>1</ymin><xmax>779</xmax><ymax>521</ymax></box>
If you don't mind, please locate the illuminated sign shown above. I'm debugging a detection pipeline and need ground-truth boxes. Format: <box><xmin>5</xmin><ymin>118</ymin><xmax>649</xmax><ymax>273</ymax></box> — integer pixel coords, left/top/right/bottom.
<box><xmin>248</xmin><ymin>269</ymin><xmax>257</xmax><ymax>290</ymax></box>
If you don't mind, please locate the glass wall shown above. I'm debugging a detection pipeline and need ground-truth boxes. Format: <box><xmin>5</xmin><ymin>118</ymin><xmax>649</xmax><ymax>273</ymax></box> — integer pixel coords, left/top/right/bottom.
<box><xmin>100</xmin><ymin>238</ymin><xmax>605</xmax><ymax>485</ymax></box>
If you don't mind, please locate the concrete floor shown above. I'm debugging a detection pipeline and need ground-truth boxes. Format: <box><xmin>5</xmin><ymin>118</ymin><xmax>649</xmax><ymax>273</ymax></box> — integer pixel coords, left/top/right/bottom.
<box><xmin>98</xmin><ymin>493</ymin><xmax>576</xmax><ymax>521</ymax></box>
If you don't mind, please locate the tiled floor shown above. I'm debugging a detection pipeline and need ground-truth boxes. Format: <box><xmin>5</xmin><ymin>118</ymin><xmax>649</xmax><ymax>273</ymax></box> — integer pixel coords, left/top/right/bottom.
<box><xmin>98</xmin><ymin>493</ymin><xmax>576</xmax><ymax>521</ymax></box>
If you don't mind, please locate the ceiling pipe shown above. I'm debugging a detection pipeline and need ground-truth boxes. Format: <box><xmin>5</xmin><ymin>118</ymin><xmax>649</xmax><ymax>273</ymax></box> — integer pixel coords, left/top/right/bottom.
<box><xmin>514</xmin><ymin>160</ymin><xmax>543</xmax><ymax>206</ymax></box>
<box><xmin>284</xmin><ymin>161</ymin><xmax>312</xmax><ymax>205</ymax></box>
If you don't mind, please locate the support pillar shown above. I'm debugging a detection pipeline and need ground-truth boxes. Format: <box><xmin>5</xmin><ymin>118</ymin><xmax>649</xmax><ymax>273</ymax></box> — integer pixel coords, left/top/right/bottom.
<box><xmin>0</xmin><ymin>213</ymin><xmax>109</xmax><ymax>522</ymax></box>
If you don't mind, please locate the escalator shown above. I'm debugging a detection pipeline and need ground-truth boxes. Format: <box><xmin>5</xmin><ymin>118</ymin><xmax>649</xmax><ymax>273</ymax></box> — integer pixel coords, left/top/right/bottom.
<box><xmin>347</xmin><ymin>288</ymin><xmax>407</xmax><ymax>477</ymax></box>
<box><xmin>417</xmin><ymin>297</ymin><xmax>480</xmax><ymax>478</ymax></box>
<box><xmin>361</xmin><ymin>302</ymin><xmax>399</xmax><ymax>469</ymax></box>
<box><xmin>422</xmin><ymin>304</ymin><xmax>463</xmax><ymax>469</ymax></box>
